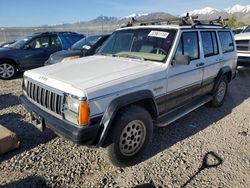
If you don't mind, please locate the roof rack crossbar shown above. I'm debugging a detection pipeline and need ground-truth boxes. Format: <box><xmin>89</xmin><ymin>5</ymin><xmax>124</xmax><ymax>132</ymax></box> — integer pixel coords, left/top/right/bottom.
<box><xmin>122</xmin><ymin>14</ymin><xmax>229</xmax><ymax>29</ymax></box>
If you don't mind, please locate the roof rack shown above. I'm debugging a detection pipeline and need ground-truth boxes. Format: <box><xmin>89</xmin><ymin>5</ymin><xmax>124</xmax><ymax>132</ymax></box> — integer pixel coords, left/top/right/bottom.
<box><xmin>122</xmin><ymin>13</ymin><xmax>229</xmax><ymax>28</ymax></box>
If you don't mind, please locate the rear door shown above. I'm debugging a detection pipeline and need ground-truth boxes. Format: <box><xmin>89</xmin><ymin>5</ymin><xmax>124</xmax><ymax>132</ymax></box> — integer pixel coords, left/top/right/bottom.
<box><xmin>200</xmin><ymin>30</ymin><xmax>222</xmax><ymax>93</ymax></box>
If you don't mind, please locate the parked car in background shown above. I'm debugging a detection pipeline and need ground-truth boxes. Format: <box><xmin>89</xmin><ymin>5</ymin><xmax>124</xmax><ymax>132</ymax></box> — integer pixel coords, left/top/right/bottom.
<box><xmin>0</xmin><ymin>32</ymin><xmax>85</xmax><ymax>79</ymax></box>
<box><xmin>235</xmin><ymin>25</ymin><xmax>250</xmax><ymax>67</ymax></box>
<box><xmin>45</xmin><ymin>33</ymin><xmax>110</xmax><ymax>65</ymax></box>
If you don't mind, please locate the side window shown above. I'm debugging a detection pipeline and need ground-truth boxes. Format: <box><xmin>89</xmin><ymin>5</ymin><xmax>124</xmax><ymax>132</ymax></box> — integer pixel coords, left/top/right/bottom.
<box><xmin>51</xmin><ymin>35</ymin><xmax>61</xmax><ymax>47</ymax></box>
<box><xmin>174</xmin><ymin>32</ymin><xmax>199</xmax><ymax>61</ymax></box>
<box><xmin>218</xmin><ymin>31</ymin><xmax>234</xmax><ymax>53</ymax></box>
<box><xmin>201</xmin><ymin>31</ymin><xmax>219</xmax><ymax>57</ymax></box>
<box><xmin>28</xmin><ymin>36</ymin><xmax>50</xmax><ymax>49</ymax></box>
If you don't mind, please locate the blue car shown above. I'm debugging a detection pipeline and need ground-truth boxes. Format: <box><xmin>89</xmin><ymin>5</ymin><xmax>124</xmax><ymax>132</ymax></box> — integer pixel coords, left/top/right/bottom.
<box><xmin>0</xmin><ymin>32</ymin><xmax>85</xmax><ymax>79</ymax></box>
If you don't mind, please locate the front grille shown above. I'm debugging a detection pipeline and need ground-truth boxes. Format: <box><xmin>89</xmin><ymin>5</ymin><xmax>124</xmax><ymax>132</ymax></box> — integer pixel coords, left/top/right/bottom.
<box><xmin>25</xmin><ymin>81</ymin><xmax>63</xmax><ymax>115</ymax></box>
<box><xmin>236</xmin><ymin>40</ymin><xmax>250</xmax><ymax>52</ymax></box>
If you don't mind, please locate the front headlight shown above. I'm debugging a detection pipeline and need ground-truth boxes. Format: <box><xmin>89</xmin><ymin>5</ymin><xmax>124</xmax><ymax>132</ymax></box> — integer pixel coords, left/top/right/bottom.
<box><xmin>62</xmin><ymin>56</ymin><xmax>80</xmax><ymax>62</ymax></box>
<box><xmin>63</xmin><ymin>95</ymin><xmax>89</xmax><ymax>126</ymax></box>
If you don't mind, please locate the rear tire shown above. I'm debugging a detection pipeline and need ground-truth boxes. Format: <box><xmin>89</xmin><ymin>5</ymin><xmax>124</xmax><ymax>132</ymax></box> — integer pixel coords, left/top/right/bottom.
<box><xmin>0</xmin><ymin>60</ymin><xmax>17</xmax><ymax>80</ymax></box>
<box><xmin>209</xmin><ymin>76</ymin><xmax>228</xmax><ymax>107</ymax></box>
<box><xmin>107</xmin><ymin>105</ymin><xmax>153</xmax><ymax>167</ymax></box>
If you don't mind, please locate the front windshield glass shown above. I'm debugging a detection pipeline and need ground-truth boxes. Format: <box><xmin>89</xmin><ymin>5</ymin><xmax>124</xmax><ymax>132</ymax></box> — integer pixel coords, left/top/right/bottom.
<box><xmin>98</xmin><ymin>28</ymin><xmax>177</xmax><ymax>62</ymax></box>
<box><xmin>71</xmin><ymin>35</ymin><xmax>102</xmax><ymax>50</ymax></box>
<box><xmin>8</xmin><ymin>36</ymin><xmax>32</xmax><ymax>49</ymax></box>
<box><xmin>243</xmin><ymin>25</ymin><xmax>250</xmax><ymax>33</ymax></box>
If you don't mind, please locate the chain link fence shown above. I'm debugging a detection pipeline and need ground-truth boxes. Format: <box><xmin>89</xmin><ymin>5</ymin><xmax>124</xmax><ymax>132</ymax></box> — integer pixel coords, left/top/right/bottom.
<box><xmin>0</xmin><ymin>24</ymin><xmax>119</xmax><ymax>44</ymax></box>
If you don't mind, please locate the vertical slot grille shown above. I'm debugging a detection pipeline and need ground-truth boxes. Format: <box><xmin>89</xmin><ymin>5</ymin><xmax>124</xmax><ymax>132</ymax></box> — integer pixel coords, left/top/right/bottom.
<box><xmin>25</xmin><ymin>81</ymin><xmax>63</xmax><ymax>115</ymax></box>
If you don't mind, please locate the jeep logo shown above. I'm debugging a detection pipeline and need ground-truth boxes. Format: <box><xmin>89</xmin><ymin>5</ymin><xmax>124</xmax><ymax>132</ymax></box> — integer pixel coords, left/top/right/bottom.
<box><xmin>38</xmin><ymin>76</ymin><xmax>48</xmax><ymax>81</ymax></box>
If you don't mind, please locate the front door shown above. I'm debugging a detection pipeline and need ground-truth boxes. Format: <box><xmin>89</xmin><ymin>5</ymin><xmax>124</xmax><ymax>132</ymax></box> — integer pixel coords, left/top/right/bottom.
<box><xmin>164</xmin><ymin>31</ymin><xmax>204</xmax><ymax>113</ymax></box>
<box><xmin>19</xmin><ymin>36</ymin><xmax>51</xmax><ymax>69</ymax></box>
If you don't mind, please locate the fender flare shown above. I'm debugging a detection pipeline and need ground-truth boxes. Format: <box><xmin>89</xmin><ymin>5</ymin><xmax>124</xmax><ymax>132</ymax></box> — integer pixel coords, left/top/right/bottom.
<box><xmin>212</xmin><ymin>66</ymin><xmax>232</xmax><ymax>93</ymax></box>
<box><xmin>95</xmin><ymin>90</ymin><xmax>158</xmax><ymax>147</ymax></box>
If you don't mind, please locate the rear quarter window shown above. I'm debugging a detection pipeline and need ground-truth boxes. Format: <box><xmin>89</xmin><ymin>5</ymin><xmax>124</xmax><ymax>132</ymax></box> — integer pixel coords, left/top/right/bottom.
<box><xmin>218</xmin><ymin>31</ymin><xmax>234</xmax><ymax>53</ymax></box>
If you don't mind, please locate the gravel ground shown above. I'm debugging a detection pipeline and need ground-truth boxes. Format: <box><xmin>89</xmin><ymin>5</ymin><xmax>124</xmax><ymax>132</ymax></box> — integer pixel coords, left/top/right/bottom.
<box><xmin>0</xmin><ymin>68</ymin><xmax>250</xmax><ymax>188</ymax></box>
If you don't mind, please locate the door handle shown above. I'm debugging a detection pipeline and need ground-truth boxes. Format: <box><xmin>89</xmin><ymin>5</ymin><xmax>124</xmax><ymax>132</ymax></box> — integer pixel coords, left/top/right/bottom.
<box><xmin>196</xmin><ymin>63</ymin><xmax>205</xmax><ymax>67</ymax></box>
<box><xmin>216</xmin><ymin>58</ymin><xmax>223</xmax><ymax>62</ymax></box>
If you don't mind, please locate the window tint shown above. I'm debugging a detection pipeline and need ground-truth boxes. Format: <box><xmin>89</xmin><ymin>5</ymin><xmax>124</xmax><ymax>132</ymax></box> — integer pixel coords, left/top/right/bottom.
<box><xmin>201</xmin><ymin>31</ymin><xmax>219</xmax><ymax>57</ymax></box>
<box><xmin>51</xmin><ymin>35</ymin><xmax>61</xmax><ymax>47</ymax></box>
<box><xmin>174</xmin><ymin>32</ymin><xmax>199</xmax><ymax>60</ymax></box>
<box><xmin>28</xmin><ymin>36</ymin><xmax>50</xmax><ymax>49</ymax></box>
<box><xmin>218</xmin><ymin>31</ymin><xmax>234</xmax><ymax>53</ymax></box>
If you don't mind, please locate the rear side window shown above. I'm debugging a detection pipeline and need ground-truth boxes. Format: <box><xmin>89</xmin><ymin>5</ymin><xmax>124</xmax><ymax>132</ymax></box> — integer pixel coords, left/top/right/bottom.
<box><xmin>201</xmin><ymin>31</ymin><xmax>219</xmax><ymax>57</ymax></box>
<box><xmin>51</xmin><ymin>35</ymin><xmax>61</xmax><ymax>47</ymax></box>
<box><xmin>218</xmin><ymin>31</ymin><xmax>234</xmax><ymax>53</ymax></box>
<box><xmin>175</xmin><ymin>32</ymin><xmax>199</xmax><ymax>60</ymax></box>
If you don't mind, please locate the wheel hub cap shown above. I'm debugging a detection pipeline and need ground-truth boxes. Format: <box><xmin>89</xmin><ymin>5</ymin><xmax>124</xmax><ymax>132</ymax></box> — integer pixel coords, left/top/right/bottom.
<box><xmin>0</xmin><ymin>64</ymin><xmax>14</xmax><ymax>78</ymax></box>
<box><xmin>119</xmin><ymin>120</ymin><xmax>146</xmax><ymax>156</ymax></box>
<box><xmin>216</xmin><ymin>81</ymin><xmax>226</xmax><ymax>102</ymax></box>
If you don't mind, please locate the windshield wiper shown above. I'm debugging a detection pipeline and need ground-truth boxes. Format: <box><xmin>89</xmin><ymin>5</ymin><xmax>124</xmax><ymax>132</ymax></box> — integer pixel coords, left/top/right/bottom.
<box><xmin>114</xmin><ymin>53</ymin><xmax>144</xmax><ymax>60</ymax></box>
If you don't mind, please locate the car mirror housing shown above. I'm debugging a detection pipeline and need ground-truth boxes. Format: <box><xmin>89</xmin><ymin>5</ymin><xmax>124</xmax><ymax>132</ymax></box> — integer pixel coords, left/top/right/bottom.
<box><xmin>24</xmin><ymin>44</ymin><xmax>32</xmax><ymax>50</ymax></box>
<box><xmin>173</xmin><ymin>54</ymin><xmax>190</xmax><ymax>65</ymax></box>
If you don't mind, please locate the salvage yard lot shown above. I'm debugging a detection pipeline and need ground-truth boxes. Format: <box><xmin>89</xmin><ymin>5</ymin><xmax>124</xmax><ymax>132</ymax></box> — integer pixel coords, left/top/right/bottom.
<box><xmin>0</xmin><ymin>68</ymin><xmax>250</xmax><ymax>188</ymax></box>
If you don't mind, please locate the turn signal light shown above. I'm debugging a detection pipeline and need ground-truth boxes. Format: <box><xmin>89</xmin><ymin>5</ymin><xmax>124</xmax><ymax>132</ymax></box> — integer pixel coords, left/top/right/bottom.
<box><xmin>78</xmin><ymin>101</ymin><xmax>89</xmax><ymax>126</ymax></box>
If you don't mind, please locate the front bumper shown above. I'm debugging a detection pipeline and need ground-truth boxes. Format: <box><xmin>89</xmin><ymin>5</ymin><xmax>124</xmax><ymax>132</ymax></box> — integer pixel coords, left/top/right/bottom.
<box><xmin>20</xmin><ymin>95</ymin><xmax>100</xmax><ymax>145</ymax></box>
<box><xmin>237</xmin><ymin>52</ymin><xmax>250</xmax><ymax>67</ymax></box>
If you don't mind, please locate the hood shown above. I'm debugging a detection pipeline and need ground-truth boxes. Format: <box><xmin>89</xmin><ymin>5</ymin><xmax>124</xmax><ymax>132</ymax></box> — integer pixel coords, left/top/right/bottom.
<box><xmin>51</xmin><ymin>50</ymin><xmax>83</xmax><ymax>60</ymax></box>
<box><xmin>46</xmin><ymin>50</ymin><xmax>83</xmax><ymax>65</ymax></box>
<box><xmin>25</xmin><ymin>55</ymin><xmax>163</xmax><ymax>93</ymax></box>
<box><xmin>234</xmin><ymin>32</ymin><xmax>250</xmax><ymax>40</ymax></box>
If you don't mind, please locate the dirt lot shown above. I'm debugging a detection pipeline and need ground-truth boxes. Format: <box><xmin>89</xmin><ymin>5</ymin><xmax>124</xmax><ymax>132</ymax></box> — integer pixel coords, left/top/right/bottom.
<box><xmin>0</xmin><ymin>68</ymin><xmax>249</xmax><ymax>188</ymax></box>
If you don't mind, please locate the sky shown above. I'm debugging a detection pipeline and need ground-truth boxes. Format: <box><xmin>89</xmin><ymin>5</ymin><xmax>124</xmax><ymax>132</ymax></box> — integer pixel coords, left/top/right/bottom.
<box><xmin>0</xmin><ymin>0</ymin><xmax>250</xmax><ymax>27</ymax></box>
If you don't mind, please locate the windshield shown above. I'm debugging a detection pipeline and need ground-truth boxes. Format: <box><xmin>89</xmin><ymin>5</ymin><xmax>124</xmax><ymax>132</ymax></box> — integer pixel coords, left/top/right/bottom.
<box><xmin>8</xmin><ymin>36</ymin><xmax>32</xmax><ymax>49</ymax></box>
<box><xmin>71</xmin><ymin>35</ymin><xmax>102</xmax><ymax>50</ymax></box>
<box><xmin>98</xmin><ymin>28</ymin><xmax>176</xmax><ymax>62</ymax></box>
<box><xmin>243</xmin><ymin>25</ymin><xmax>250</xmax><ymax>33</ymax></box>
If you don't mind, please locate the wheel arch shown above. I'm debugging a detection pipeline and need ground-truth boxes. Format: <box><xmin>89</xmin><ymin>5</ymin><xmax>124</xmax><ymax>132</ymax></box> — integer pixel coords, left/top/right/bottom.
<box><xmin>0</xmin><ymin>58</ymin><xmax>20</xmax><ymax>70</ymax></box>
<box><xmin>212</xmin><ymin>66</ymin><xmax>232</xmax><ymax>93</ymax></box>
<box><xmin>94</xmin><ymin>90</ymin><xmax>158</xmax><ymax>147</ymax></box>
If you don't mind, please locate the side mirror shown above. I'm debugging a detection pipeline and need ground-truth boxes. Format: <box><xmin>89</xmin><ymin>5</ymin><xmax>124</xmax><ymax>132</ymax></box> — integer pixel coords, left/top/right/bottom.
<box><xmin>173</xmin><ymin>54</ymin><xmax>190</xmax><ymax>65</ymax></box>
<box><xmin>24</xmin><ymin>44</ymin><xmax>32</xmax><ymax>50</ymax></box>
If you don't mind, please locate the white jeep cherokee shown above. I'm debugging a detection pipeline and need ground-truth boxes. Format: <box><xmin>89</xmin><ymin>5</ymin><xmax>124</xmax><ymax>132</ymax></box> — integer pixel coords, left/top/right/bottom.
<box><xmin>21</xmin><ymin>20</ymin><xmax>237</xmax><ymax>167</ymax></box>
<box><xmin>234</xmin><ymin>25</ymin><xmax>250</xmax><ymax>67</ymax></box>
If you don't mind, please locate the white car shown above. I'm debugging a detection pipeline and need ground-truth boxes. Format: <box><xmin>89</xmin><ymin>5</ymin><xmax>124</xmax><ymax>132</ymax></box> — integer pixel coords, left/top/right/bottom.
<box><xmin>21</xmin><ymin>18</ymin><xmax>237</xmax><ymax>167</ymax></box>
<box><xmin>234</xmin><ymin>25</ymin><xmax>250</xmax><ymax>66</ymax></box>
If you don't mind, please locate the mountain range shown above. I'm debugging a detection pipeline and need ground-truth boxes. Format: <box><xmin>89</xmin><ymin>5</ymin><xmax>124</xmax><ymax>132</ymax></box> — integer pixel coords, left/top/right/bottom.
<box><xmin>59</xmin><ymin>4</ymin><xmax>250</xmax><ymax>29</ymax></box>
<box><xmin>181</xmin><ymin>4</ymin><xmax>250</xmax><ymax>23</ymax></box>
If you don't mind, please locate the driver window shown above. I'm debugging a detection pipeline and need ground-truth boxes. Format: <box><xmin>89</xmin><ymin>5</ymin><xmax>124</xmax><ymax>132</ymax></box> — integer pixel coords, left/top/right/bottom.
<box><xmin>28</xmin><ymin>36</ymin><xmax>50</xmax><ymax>49</ymax></box>
<box><xmin>174</xmin><ymin>32</ymin><xmax>199</xmax><ymax>61</ymax></box>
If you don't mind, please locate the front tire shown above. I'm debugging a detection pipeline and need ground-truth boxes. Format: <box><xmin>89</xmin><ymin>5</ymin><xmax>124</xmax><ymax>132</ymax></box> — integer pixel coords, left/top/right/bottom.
<box><xmin>0</xmin><ymin>61</ymin><xmax>17</xmax><ymax>80</ymax></box>
<box><xmin>209</xmin><ymin>76</ymin><xmax>228</xmax><ymax>107</ymax></box>
<box><xmin>107</xmin><ymin>105</ymin><xmax>153</xmax><ymax>167</ymax></box>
